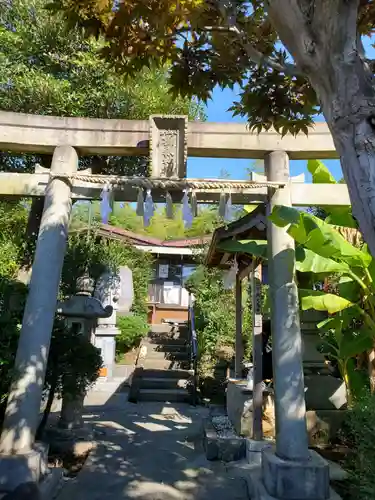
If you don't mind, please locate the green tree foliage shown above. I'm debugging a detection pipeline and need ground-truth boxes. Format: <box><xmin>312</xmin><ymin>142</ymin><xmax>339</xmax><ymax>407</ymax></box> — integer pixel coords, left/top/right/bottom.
<box><xmin>0</xmin><ymin>200</ymin><xmax>153</xmax><ymax>428</ymax></box>
<box><xmin>0</xmin><ymin>201</ymin><xmax>28</xmax><ymax>276</ymax></box>
<box><xmin>185</xmin><ymin>265</ymin><xmax>251</xmax><ymax>398</ymax></box>
<box><xmin>61</xmin><ymin>232</ymin><xmax>153</xmax><ymax>318</ymax></box>
<box><xmin>49</xmin><ymin>0</ymin><xmax>375</xmax><ymax>263</ymax></box>
<box><xmin>116</xmin><ymin>315</ymin><xmax>149</xmax><ymax>355</ymax></box>
<box><xmin>47</xmin><ymin>0</ymin><xmax>372</xmax><ymax>135</ymax></box>
<box><xmin>0</xmin><ymin>0</ymin><xmax>201</xmax><ymax>174</ymax></box>
<box><xmin>37</xmin><ymin>320</ymin><xmax>102</xmax><ymax>437</ymax></box>
<box><xmin>0</xmin><ymin>0</ymin><xmax>204</xmax><ymax>265</ymax></box>
<box><xmin>340</xmin><ymin>392</ymin><xmax>375</xmax><ymax>500</ymax></box>
<box><xmin>72</xmin><ymin>201</ymin><xmax>223</xmax><ymax>239</ymax></box>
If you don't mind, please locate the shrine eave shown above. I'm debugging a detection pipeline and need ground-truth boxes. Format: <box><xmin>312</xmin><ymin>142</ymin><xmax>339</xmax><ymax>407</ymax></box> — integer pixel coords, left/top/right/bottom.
<box><xmin>205</xmin><ymin>205</ymin><xmax>267</xmax><ymax>273</ymax></box>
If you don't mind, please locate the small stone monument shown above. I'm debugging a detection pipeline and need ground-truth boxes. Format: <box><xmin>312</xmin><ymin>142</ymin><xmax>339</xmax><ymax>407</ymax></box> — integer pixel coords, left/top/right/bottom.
<box><xmin>93</xmin><ymin>266</ymin><xmax>133</xmax><ymax>379</ymax></box>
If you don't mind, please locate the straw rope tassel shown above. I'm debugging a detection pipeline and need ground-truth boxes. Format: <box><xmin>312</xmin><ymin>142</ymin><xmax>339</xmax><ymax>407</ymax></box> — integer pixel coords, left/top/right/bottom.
<box><xmin>165</xmin><ymin>191</ymin><xmax>174</xmax><ymax>219</ymax></box>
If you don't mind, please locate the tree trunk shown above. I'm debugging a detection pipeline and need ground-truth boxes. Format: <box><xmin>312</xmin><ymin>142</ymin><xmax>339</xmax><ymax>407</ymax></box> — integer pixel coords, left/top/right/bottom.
<box><xmin>267</xmin><ymin>0</ymin><xmax>375</xmax><ymax>257</ymax></box>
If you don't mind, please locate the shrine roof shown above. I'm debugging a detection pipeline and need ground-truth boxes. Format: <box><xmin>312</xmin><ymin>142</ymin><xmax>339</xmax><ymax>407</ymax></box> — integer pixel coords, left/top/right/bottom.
<box><xmin>97</xmin><ymin>224</ymin><xmax>211</xmax><ymax>250</ymax></box>
<box><xmin>205</xmin><ymin>205</ymin><xmax>267</xmax><ymax>273</ymax></box>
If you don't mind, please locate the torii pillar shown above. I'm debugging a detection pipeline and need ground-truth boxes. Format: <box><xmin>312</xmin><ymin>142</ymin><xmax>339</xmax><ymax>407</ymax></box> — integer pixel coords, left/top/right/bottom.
<box><xmin>254</xmin><ymin>151</ymin><xmax>331</xmax><ymax>500</ymax></box>
<box><xmin>0</xmin><ymin>146</ymin><xmax>78</xmax><ymax>491</ymax></box>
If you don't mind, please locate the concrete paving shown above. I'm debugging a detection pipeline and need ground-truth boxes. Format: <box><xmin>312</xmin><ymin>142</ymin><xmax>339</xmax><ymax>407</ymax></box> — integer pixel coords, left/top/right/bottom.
<box><xmin>56</xmin><ymin>389</ymin><xmax>249</xmax><ymax>500</ymax></box>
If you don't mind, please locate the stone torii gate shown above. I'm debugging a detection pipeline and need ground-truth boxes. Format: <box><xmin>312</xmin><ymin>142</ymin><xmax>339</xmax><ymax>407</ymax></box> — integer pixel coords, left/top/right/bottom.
<box><xmin>0</xmin><ymin>112</ymin><xmax>347</xmax><ymax>498</ymax></box>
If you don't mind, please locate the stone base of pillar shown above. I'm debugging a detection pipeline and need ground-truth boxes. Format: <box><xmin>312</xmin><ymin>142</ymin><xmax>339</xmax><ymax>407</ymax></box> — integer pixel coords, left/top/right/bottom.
<box><xmin>247</xmin><ymin>466</ymin><xmax>341</xmax><ymax>500</ymax></box>
<box><xmin>260</xmin><ymin>448</ymin><xmax>333</xmax><ymax>500</ymax></box>
<box><xmin>0</xmin><ymin>442</ymin><xmax>49</xmax><ymax>492</ymax></box>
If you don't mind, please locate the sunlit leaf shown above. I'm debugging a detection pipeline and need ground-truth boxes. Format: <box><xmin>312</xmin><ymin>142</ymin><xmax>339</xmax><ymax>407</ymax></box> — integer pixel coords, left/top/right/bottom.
<box><xmin>269</xmin><ymin>206</ymin><xmax>371</xmax><ymax>268</ymax></box>
<box><xmin>217</xmin><ymin>239</ymin><xmax>268</xmax><ymax>259</ymax></box>
<box><xmin>299</xmin><ymin>289</ymin><xmax>354</xmax><ymax>314</ymax></box>
<box><xmin>295</xmin><ymin>247</ymin><xmax>350</xmax><ymax>274</ymax></box>
<box><xmin>308</xmin><ymin>159</ymin><xmax>336</xmax><ymax>184</ymax></box>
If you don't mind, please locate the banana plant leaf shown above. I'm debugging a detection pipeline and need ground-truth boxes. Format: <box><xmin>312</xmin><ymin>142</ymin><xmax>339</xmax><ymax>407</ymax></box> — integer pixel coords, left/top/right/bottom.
<box><xmin>318</xmin><ymin>308</ymin><xmax>361</xmax><ymax>334</ymax></box>
<box><xmin>218</xmin><ymin>239</ymin><xmax>353</xmax><ymax>277</ymax></box>
<box><xmin>308</xmin><ymin>159</ymin><xmax>336</xmax><ymax>184</ymax></box>
<box><xmin>299</xmin><ymin>289</ymin><xmax>355</xmax><ymax>314</ymax></box>
<box><xmin>269</xmin><ymin>205</ymin><xmax>371</xmax><ymax>268</ymax></box>
<box><xmin>340</xmin><ymin>328</ymin><xmax>373</xmax><ymax>359</ymax></box>
<box><xmin>244</xmin><ymin>204</ymin><xmax>259</xmax><ymax>214</ymax></box>
<box><xmin>325</xmin><ymin>211</ymin><xmax>357</xmax><ymax>228</ymax></box>
<box><xmin>307</xmin><ymin>160</ymin><xmax>357</xmax><ymax>228</ymax></box>
<box><xmin>295</xmin><ymin>247</ymin><xmax>350</xmax><ymax>274</ymax></box>
<box><xmin>217</xmin><ymin>239</ymin><xmax>268</xmax><ymax>259</ymax></box>
<box><xmin>337</xmin><ymin>276</ymin><xmax>360</xmax><ymax>302</ymax></box>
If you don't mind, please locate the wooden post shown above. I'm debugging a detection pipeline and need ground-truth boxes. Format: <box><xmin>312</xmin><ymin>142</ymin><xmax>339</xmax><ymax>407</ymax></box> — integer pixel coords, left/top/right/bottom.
<box><xmin>251</xmin><ymin>262</ymin><xmax>263</xmax><ymax>440</ymax></box>
<box><xmin>235</xmin><ymin>274</ymin><xmax>243</xmax><ymax>378</ymax></box>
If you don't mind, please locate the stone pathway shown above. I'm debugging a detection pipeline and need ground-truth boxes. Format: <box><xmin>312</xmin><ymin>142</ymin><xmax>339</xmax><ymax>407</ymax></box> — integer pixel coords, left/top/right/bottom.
<box><xmin>56</xmin><ymin>390</ymin><xmax>249</xmax><ymax>500</ymax></box>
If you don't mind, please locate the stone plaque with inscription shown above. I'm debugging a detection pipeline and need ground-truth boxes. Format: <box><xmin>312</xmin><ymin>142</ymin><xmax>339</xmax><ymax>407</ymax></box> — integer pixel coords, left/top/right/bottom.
<box><xmin>149</xmin><ymin>115</ymin><xmax>188</xmax><ymax>178</ymax></box>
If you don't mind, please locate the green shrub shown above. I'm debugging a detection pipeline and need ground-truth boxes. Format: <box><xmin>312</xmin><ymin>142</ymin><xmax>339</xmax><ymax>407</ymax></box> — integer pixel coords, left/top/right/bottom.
<box><xmin>37</xmin><ymin>320</ymin><xmax>103</xmax><ymax>436</ymax></box>
<box><xmin>0</xmin><ymin>278</ymin><xmax>28</xmax><ymax>422</ymax></box>
<box><xmin>340</xmin><ymin>392</ymin><xmax>375</xmax><ymax>500</ymax></box>
<box><xmin>116</xmin><ymin>314</ymin><xmax>149</xmax><ymax>355</ymax></box>
<box><xmin>185</xmin><ymin>264</ymin><xmax>252</xmax><ymax>400</ymax></box>
<box><xmin>0</xmin><ymin>280</ymin><xmax>103</xmax><ymax>433</ymax></box>
<box><xmin>61</xmin><ymin>233</ymin><xmax>153</xmax><ymax>320</ymax></box>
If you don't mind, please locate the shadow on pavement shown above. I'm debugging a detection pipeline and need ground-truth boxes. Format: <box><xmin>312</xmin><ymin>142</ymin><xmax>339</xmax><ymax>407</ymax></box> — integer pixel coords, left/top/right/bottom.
<box><xmin>55</xmin><ymin>385</ymin><xmax>249</xmax><ymax>500</ymax></box>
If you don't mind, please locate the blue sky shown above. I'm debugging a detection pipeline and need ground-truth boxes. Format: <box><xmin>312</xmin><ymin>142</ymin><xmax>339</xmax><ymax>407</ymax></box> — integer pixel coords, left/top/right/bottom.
<box><xmin>187</xmin><ymin>85</ymin><xmax>342</xmax><ymax>182</ymax></box>
<box><xmin>188</xmin><ymin>37</ymin><xmax>375</xmax><ymax>182</ymax></box>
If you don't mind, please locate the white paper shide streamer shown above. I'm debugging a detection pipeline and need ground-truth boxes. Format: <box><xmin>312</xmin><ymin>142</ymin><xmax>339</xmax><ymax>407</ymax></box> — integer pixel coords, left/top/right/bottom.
<box><xmin>100</xmin><ymin>184</ymin><xmax>112</xmax><ymax>224</ymax></box>
<box><xmin>144</xmin><ymin>189</ymin><xmax>155</xmax><ymax>227</ymax></box>
<box><xmin>182</xmin><ymin>190</ymin><xmax>193</xmax><ymax>228</ymax></box>
<box><xmin>218</xmin><ymin>191</ymin><xmax>226</xmax><ymax>218</ymax></box>
<box><xmin>165</xmin><ymin>191</ymin><xmax>174</xmax><ymax>219</ymax></box>
<box><xmin>136</xmin><ymin>188</ymin><xmax>144</xmax><ymax>217</ymax></box>
<box><xmin>223</xmin><ymin>257</ymin><xmax>238</xmax><ymax>290</ymax></box>
<box><xmin>225</xmin><ymin>191</ymin><xmax>233</xmax><ymax>222</ymax></box>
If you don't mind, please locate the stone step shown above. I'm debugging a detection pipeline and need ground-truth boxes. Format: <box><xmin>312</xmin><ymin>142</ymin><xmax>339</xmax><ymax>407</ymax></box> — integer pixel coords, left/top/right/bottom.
<box><xmin>148</xmin><ymin>336</ymin><xmax>188</xmax><ymax>346</ymax></box>
<box><xmin>139</xmin><ymin>359</ymin><xmax>191</xmax><ymax>371</ymax></box>
<box><xmin>148</xmin><ymin>326</ymin><xmax>189</xmax><ymax>340</ymax></box>
<box><xmin>143</xmin><ymin>349</ymin><xmax>189</xmax><ymax>360</ymax></box>
<box><xmin>141</xmin><ymin>368</ymin><xmax>193</xmax><ymax>379</ymax></box>
<box><xmin>138</xmin><ymin>388</ymin><xmax>190</xmax><ymax>403</ymax></box>
<box><xmin>140</xmin><ymin>377</ymin><xmax>190</xmax><ymax>390</ymax></box>
<box><xmin>146</xmin><ymin>342</ymin><xmax>189</xmax><ymax>353</ymax></box>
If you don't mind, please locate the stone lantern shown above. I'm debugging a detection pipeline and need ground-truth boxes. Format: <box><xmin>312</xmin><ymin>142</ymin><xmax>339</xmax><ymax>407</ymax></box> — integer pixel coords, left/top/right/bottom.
<box><xmin>56</xmin><ymin>274</ymin><xmax>113</xmax><ymax>430</ymax></box>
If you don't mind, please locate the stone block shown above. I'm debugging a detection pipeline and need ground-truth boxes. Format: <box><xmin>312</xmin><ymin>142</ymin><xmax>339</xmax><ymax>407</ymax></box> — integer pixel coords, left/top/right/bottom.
<box><xmin>39</xmin><ymin>468</ymin><xmax>63</xmax><ymax>500</ymax></box>
<box><xmin>149</xmin><ymin>115</ymin><xmax>188</xmax><ymax>178</ymax></box>
<box><xmin>93</xmin><ymin>329</ymin><xmax>118</xmax><ymax>379</ymax></box>
<box><xmin>302</xmin><ymin>334</ymin><xmax>326</xmax><ymax>367</ymax></box>
<box><xmin>262</xmin><ymin>449</ymin><xmax>330</xmax><ymax>500</ymax></box>
<box><xmin>226</xmin><ymin>380</ymin><xmax>275</xmax><ymax>438</ymax></box>
<box><xmin>304</xmin><ymin>376</ymin><xmax>347</xmax><ymax>410</ymax></box>
<box><xmin>246</xmin><ymin>439</ymin><xmax>274</xmax><ymax>466</ymax></box>
<box><xmin>247</xmin><ymin>467</ymin><xmax>341</xmax><ymax>500</ymax></box>
<box><xmin>203</xmin><ymin>418</ymin><xmax>245</xmax><ymax>462</ymax></box>
<box><xmin>227</xmin><ymin>380</ymin><xmax>252</xmax><ymax>436</ymax></box>
<box><xmin>0</xmin><ymin>443</ymin><xmax>49</xmax><ymax>492</ymax></box>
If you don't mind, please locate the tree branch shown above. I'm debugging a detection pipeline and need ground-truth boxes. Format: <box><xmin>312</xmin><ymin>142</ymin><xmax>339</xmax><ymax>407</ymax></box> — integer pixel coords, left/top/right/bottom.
<box><xmin>202</xmin><ymin>25</ymin><xmax>303</xmax><ymax>76</ymax></box>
